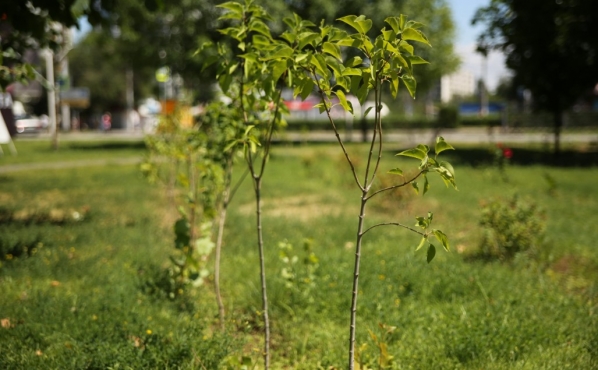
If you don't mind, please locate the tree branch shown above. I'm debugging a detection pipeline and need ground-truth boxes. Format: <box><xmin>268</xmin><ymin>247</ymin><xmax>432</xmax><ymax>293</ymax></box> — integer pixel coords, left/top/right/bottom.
<box><xmin>313</xmin><ymin>72</ymin><xmax>364</xmax><ymax>192</ymax></box>
<box><xmin>365</xmin><ymin>170</ymin><xmax>424</xmax><ymax>201</ymax></box>
<box><xmin>361</xmin><ymin>222</ymin><xmax>426</xmax><ymax>237</ymax></box>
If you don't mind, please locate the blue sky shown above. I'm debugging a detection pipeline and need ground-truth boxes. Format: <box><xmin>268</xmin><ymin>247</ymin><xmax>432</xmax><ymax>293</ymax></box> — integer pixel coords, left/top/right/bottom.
<box><xmin>448</xmin><ymin>0</ymin><xmax>509</xmax><ymax>90</ymax></box>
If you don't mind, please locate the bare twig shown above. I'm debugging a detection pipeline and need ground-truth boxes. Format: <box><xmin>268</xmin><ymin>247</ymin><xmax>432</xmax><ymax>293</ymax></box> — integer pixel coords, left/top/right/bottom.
<box><xmin>361</xmin><ymin>222</ymin><xmax>426</xmax><ymax>237</ymax></box>
<box><xmin>365</xmin><ymin>170</ymin><xmax>425</xmax><ymax>201</ymax></box>
<box><xmin>313</xmin><ymin>73</ymin><xmax>364</xmax><ymax>191</ymax></box>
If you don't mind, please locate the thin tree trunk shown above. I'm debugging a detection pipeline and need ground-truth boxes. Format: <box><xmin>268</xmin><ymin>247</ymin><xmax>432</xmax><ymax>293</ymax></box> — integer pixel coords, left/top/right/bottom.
<box><xmin>214</xmin><ymin>160</ymin><xmax>234</xmax><ymax>330</ymax></box>
<box><xmin>254</xmin><ymin>177</ymin><xmax>270</xmax><ymax>369</ymax></box>
<box><xmin>214</xmin><ymin>194</ymin><xmax>229</xmax><ymax>329</ymax></box>
<box><xmin>348</xmin><ymin>192</ymin><xmax>368</xmax><ymax>370</ymax></box>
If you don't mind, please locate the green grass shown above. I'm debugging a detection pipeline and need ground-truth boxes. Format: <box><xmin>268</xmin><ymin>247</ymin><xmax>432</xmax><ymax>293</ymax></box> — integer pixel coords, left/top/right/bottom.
<box><xmin>0</xmin><ymin>139</ymin><xmax>146</xmax><ymax>165</ymax></box>
<box><xmin>0</xmin><ymin>141</ymin><xmax>597</xmax><ymax>369</ymax></box>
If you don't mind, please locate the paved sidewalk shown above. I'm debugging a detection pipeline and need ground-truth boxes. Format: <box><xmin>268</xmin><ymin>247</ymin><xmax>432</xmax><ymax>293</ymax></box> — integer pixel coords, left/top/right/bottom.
<box><xmin>15</xmin><ymin>127</ymin><xmax>598</xmax><ymax>145</ymax></box>
<box><xmin>274</xmin><ymin>128</ymin><xmax>598</xmax><ymax>145</ymax></box>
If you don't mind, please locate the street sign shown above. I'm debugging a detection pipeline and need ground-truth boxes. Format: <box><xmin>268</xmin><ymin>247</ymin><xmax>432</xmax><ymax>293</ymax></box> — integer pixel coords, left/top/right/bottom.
<box><xmin>60</xmin><ymin>88</ymin><xmax>90</xmax><ymax>108</ymax></box>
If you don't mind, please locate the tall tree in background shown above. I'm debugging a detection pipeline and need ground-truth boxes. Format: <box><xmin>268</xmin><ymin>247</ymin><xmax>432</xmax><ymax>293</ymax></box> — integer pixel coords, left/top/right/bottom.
<box><xmin>473</xmin><ymin>0</ymin><xmax>598</xmax><ymax>156</ymax></box>
<box><xmin>69</xmin><ymin>31</ymin><xmax>156</xmax><ymax>114</ymax></box>
<box><xmin>0</xmin><ymin>0</ymin><xmax>124</xmax><ymax>89</ymax></box>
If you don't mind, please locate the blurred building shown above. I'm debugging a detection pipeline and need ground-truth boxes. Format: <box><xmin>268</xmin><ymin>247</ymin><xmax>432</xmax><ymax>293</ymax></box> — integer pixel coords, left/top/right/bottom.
<box><xmin>439</xmin><ymin>70</ymin><xmax>475</xmax><ymax>103</ymax></box>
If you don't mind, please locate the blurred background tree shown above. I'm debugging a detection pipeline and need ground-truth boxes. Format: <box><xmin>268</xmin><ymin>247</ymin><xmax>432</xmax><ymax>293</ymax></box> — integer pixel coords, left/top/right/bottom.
<box><xmin>5</xmin><ymin>0</ymin><xmax>459</xmax><ymax>119</ymax></box>
<box><xmin>473</xmin><ymin>0</ymin><xmax>598</xmax><ymax>156</ymax></box>
<box><xmin>0</xmin><ymin>0</ymin><xmax>126</xmax><ymax>89</ymax></box>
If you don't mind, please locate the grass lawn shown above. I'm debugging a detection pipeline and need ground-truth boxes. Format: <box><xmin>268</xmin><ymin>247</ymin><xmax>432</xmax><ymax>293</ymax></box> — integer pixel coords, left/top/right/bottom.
<box><xmin>1</xmin><ymin>139</ymin><xmax>146</xmax><ymax>165</ymax></box>
<box><xmin>0</xmin><ymin>140</ymin><xmax>597</xmax><ymax>369</ymax></box>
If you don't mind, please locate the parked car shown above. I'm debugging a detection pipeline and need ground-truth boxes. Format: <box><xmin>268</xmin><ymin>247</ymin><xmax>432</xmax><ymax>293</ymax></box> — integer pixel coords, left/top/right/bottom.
<box><xmin>15</xmin><ymin>114</ymin><xmax>46</xmax><ymax>134</ymax></box>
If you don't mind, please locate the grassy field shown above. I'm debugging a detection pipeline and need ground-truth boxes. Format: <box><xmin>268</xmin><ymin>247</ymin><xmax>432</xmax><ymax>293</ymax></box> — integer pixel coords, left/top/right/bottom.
<box><xmin>0</xmin><ymin>139</ymin><xmax>597</xmax><ymax>369</ymax></box>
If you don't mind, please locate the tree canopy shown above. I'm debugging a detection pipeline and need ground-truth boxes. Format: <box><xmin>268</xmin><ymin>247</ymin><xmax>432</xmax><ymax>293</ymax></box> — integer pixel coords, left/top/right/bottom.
<box><xmin>473</xmin><ymin>0</ymin><xmax>598</xmax><ymax>154</ymax></box>
<box><xmin>286</xmin><ymin>0</ymin><xmax>459</xmax><ymax>94</ymax></box>
<box><xmin>0</xmin><ymin>0</ymin><xmax>115</xmax><ymax>89</ymax></box>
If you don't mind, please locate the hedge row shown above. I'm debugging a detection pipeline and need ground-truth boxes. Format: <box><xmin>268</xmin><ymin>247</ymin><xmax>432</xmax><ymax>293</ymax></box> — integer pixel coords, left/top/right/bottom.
<box><xmin>283</xmin><ymin>111</ymin><xmax>598</xmax><ymax>131</ymax></box>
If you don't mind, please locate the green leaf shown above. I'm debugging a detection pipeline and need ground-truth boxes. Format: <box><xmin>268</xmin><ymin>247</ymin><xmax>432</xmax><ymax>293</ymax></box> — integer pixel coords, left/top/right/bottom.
<box><xmin>341</xmin><ymin>67</ymin><xmax>362</xmax><ymax>76</ymax></box>
<box><xmin>398</xmin><ymin>41</ymin><xmax>414</xmax><ymax>55</ymax></box>
<box><xmin>249</xmin><ymin>20</ymin><xmax>272</xmax><ymax>39</ymax></box>
<box><xmin>311</xmin><ymin>54</ymin><xmax>330</xmax><ymax>79</ymax></box>
<box><xmin>244</xmin><ymin>125</ymin><xmax>255</xmax><ymax>136</ymax></box>
<box><xmin>218</xmin><ymin>73</ymin><xmax>233</xmax><ymax>94</ymax></box>
<box><xmin>217</xmin><ymin>1</ymin><xmax>244</xmax><ymax>13</ymax></box>
<box><xmin>261</xmin><ymin>45</ymin><xmax>294</xmax><ymax>61</ymax></box>
<box><xmin>323</xmin><ymin>42</ymin><xmax>342</xmax><ymax>60</ymax></box>
<box><xmin>435</xmin><ymin>136</ymin><xmax>455</xmax><ymax>155</ymax></box>
<box><xmin>387</xmin><ymin>167</ymin><xmax>403</xmax><ymax>175</ymax></box>
<box><xmin>334</xmin><ymin>90</ymin><xmax>353</xmax><ymax>113</ymax></box>
<box><xmin>356</xmin><ymin>78</ymin><xmax>369</xmax><ymax>104</ymax></box>
<box><xmin>433</xmin><ymin>229</ymin><xmax>450</xmax><ymax>251</ymax></box>
<box><xmin>393</xmin><ymin>54</ymin><xmax>409</xmax><ymax>68</ymax></box>
<box><xmin>411</xmin><ymin>181</ymin><xmax>419</xmax><ymax>194</ymax></box>
<box><xmin>439</xmin><ymin>160</ymin><xmax>455</xmax><ymax>177</ymax></box>
<box><xmin>363</xmin><ymin>106</ymin><xmax>373</xmax><ymax>117</ymax></box>
<box><xmin>415</xmin><ymin>237</ymin><xmax>427</xmax><ymax>251</ymax></box>
<box><xmin>426</xmin><ymin>244</ymin><xmax>436</xmax><ymax>263</ymax></box>
<box><xmin>280</xmin><ymin>31</ymin><xmax>296</xmax><ymax>44</ymax></box>
<box><xmin>407</xmin><ymin>55</ymin><xmax>429</xmax><ymax>65</ymax></box>
<box><xmin>297</xmin><ymin>32</ymin><xmax>320</xmax><ymax>49</ymax></box>
<box><xmin>336</xmin><ymin>35</ymin><xmax>362</xmax><ymax>47</ymax></box>
<box><xmin>294</xmin><ymin>53</ymin><xmax>310</xmax><ymax>64</ymax></box>
<box><xmin>314</xmin><ymin>102</ymin><xmax>327</xmax><ymax>114</ymax></box>
<box><xmin>326</xmin><ymin>57</ymin><xmax>343</xmax><ymax>78</ymax></box>
<box><xmin>252</xmin><ymin>35</ymin><xmax>271</xmax><ymax>48</ymax></box>
<box><xmin>401</xmin><ymin>74</ymin><xmax>417</xmax><ymax>98</ymax></box>
<box><xmin>385</xmin><ymin>17</ymin><xmax>401</xmax><ymax>34</ymax></box>
<box><xmin>336</xmin><ymin>76</ymin><xmax>350</xmax><ymax>91</ymax></box>
<box><xmin>381</xmin><ymin>28</ymin><xmax>396</xmax><ymax>42</ymax></box>
<box><xmin>345</xmin><ymin>56</ymin><xmax>363</xmax><ymax>67</ymax></box>
<box><xmin>422</xmin><ymin>175</ymin><xmax>429</xmax><ymax>195</ymax></box>
<box><xmin>405</xmin><ymin>20</ymin><xmax>424</xmax><ymax>29</ymax></box>
<box><xmin>299</xmin><ymin>78</ymin><xmax>314</xmax><ymax>100</ymax></box>
<box><xmin>337</xmin><ymin>15</ymin><xmax>372</xmax><ymax>35</ymax></box>
<box><xmin>397</xmin><ymin>147</ymin><xmax>426</xmax><ymax>160</ymax></box>
<box><xmin>390</xmin><ymin>72</ymin><xmax>400</xmax><ymax>98</ymax></box>
<box><xmin>401</xmin><ymin>28</ymin><xmax>431</xmax><ymax>46</ymax></box>
<box><xmin>271</xmin><ymin>60</ymin><xmax>287</xmax><ymax>83</ymax></box>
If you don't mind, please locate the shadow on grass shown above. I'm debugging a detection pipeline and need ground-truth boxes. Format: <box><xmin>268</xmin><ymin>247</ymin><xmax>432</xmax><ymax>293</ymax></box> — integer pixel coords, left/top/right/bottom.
<box><xmin>386</xmin><ymin>145</ymin><xmax>598</xmax><ymax>168</ymax></box>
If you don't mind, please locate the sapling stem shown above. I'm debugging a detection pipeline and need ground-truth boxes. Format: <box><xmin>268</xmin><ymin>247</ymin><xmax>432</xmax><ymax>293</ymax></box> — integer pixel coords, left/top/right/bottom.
<box><xmin>241</xmin><ymin>89</ymin><xmax>282</xmax><ymax>370</ymax></box>
<box><xmin>214</xmin><ymin>162</ymin><xmax>249</xmax><ymax>329</ymax></box>
<box><xmin>214</xmin><ymin>157</ymin><xmax>233</xmax><ymax>330</ymax></box>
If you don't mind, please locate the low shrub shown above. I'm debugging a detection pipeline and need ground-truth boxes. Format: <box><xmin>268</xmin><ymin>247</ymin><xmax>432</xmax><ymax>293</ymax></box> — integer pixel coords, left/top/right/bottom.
<box><xmin>437</xmin><ymin>105</ymin><xmax>460</xmax><ymax>128</ymax></box>
<box><xmin>478</xmin><ymin>195</ymin><xmax>545</xmax><ymax>260</ymax></box>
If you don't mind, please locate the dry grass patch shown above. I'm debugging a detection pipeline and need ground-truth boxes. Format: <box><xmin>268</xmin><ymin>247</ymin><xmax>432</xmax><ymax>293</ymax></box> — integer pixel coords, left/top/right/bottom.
<box><xmin>237</xmin><ymin>194</ymin><xmax>348</xmax><ymax>223</ymax></box>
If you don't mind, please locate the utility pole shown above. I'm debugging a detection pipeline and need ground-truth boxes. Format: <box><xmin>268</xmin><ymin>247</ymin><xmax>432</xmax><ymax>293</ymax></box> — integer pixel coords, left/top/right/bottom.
<box><xmin>45</xmin><ymin>49</ymin><xmax>58</xmax><ymax>150</ymax></box>
<box><xmin>58</xmin><ymin>27</ymin><xmax>72</xmax><ymax>131</ymax></box>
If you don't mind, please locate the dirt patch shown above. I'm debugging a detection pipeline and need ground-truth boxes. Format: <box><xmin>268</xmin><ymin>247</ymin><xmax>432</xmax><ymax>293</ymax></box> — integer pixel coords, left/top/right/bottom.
<box><xmin>547</xmin><ymin>254</ymin><xmax>598</xmax><ymax>297</ymax></box>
